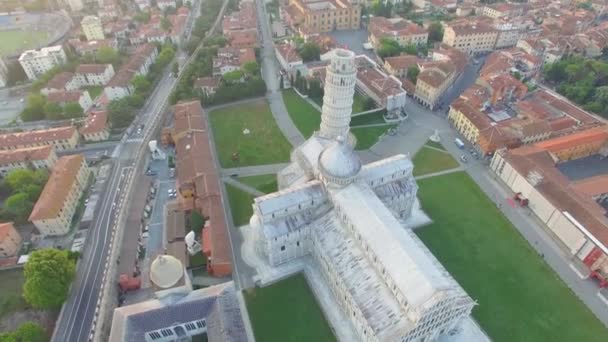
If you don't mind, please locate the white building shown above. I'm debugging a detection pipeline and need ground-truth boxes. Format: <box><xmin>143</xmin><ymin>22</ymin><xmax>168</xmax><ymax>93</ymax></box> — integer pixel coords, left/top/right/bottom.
<box><xmin>81</xmin><ymin>16</ymin><xmax>105</xmax><ymax>41</ymax></box>
<box><xmin>18</xmin><ymin>46</ymin><xmax>68</xmax><ymax>81</ymax></box>
<box><xmin>74</xmin><ymin>64</ymin><xmax>115</xmax><ymax>86</ymax></box>
<box><xmin>60</xmin><ymin>0</ymin><xmax>84</xmax><ymax>12</ymax></box>
<box><xmin>0</xmin><ymin>57</ymin><xmax>9</xmax><ymax>88</ymax></box>
<box><xmin>157</xmin><ymin>0</ymin><xmax>177</xmax><ymax>11</ymax></box>
<box><xmin>245</xmin><ymin>49</ymin><xmax>484</xmax><ymax>342</ymax></box>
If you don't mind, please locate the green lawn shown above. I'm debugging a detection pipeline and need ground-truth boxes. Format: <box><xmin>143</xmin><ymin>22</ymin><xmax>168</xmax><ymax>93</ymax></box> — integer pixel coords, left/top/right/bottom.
<box><xmin>282</xmin><ymin>89</ymin><xmax>320</xmax><ymax>138</ymax></box>
<box><xmin>244</xmin><ymin>274</ymin><xmax>336</xmax><ymax>342</ymax></box>
<box><xmin>84</xmin><ymin>86</ymin><xmax>104</xmax><ymax>100</ymax></box>
<box><xmin>239</xmin><ymin>174</ymin><xmax>278</xmax><ymax>194</ymax></box>
<box><xmin>351</xmin><ymin>125</ymin><xmax>395</xmax><ymax>150</ymax></box>
<box><xmin>0</xmin><ymin>269</ymin><xmax>27</xmax><ymax>319</ymax></box>
<box><xmin>225</xmin><ymin>183</ymin><xmax>255</xmax><ymax>227</ymax></box>
<box><xmin>352</xmin><ymin>92</ymin><xmax>371</xmax><ymax>113</ymax></box>
<box><xmin>189</xmin><ymin>252</ymin><xmax>207</xmax><ymax>267</ymax></box>
<box><xmin>350</xmin><ymin>110</ymin><xmax>386</xmax><ymax>126</ymax></box>
<box><xmin>209</xmin><ymin>101</ymin><xmax>292</xmax><ymax>168</ymax></box>
<box><xmin>412</xmin><ymin>146</ymin><xmax>459</xmax><ymax>176</ymax></box>
<box><xmin>0</xmin><ymin>30</ymin><xmax>49</xmax><ymax>56</ymax></box>
<box><xmin>416</xmin><ymin>172</ymin><xmax>608</xmax><ymax>342</ymax></box>
<box><xmin>425</xmin><ymin>139</ymin><xmax>445</xmax><ymax>150</ymax></box>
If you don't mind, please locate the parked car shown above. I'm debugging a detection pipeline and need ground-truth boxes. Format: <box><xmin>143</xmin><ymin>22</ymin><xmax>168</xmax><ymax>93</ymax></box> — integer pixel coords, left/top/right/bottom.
<box><xmin>460</xmin><ymin>155</ymin><xmax>468</xmax><ymax>163</ymax></box>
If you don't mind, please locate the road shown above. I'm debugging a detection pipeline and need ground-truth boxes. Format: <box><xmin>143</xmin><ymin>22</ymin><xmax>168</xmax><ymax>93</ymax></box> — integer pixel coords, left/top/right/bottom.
<box><xmin>51</xmin><ymin>0</ymin><xmax>207</xmax><ymax>338</ymax></box>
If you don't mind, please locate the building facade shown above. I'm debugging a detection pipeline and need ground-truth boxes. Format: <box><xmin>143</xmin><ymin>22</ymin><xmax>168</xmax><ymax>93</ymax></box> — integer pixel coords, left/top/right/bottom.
<box><xmin>368</xmin><ymin>17</ymin><xmax>428</xmax><ymax>49</ymax></box>
<box><xmin>74</xmin><ymin>64</ymin><xmax>115</xmax><ymax>86</ymax></box>
<box><xmin>0</xmin><ymin>145</ymin><xmax>57</xmax><ymax>177</ymax></box>
<box><xmin>287</xmin><ymin>0</ymin><xmax>361</xmax><ymax>34</ymax></box>
<box><xmin>18</xmin><ymin>46</ymin><xmax>68</xmax><ymax>81</ymax></box>
<box><xmin>0</xmin><ymin>222</ymin><xmax>22</xmax><ymax>257</ymax></box>
<box><xmin>0</xmin><ymin>126</ymin><xmax>79</xmax><ymax>151</ymax></box>
<box><xmin>81</xmin><ymin>16</ymin><xmax>105</xmax><ymax>41</ymax></box>
<box><xmin>442</xmin><ymin>21</ymin><xmax>498</xmax><ymax>55</ymax></box>
<box><xmin>29</xmin><ymin>155</ymin><xmax>90</xmax><ymax>236</ymax></box>
<box><xmin>80</xmin><ymin>110</ymin><xmax>110</xmax><ymax>141</ymax></box>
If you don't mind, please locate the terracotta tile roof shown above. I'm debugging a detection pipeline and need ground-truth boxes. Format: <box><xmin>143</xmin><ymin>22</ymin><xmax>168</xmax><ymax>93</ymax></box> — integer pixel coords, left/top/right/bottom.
<box><xmin>76</xmin><ymin>64</ymin><xmax>110</xmax><ymax>74</ymax></box>
<box><xmin>384</xmin><ymin>55</ymin><xmax>420</xmax><ymax>71</ymax></box>
<box><xmin>29</xmin><ymin>154</ymin><xmax>85</xmax><ymax>221</ymax></box>
<box><xmin>451</xmin><ymin>98</ymin><xmax>491</xmax><ymax>131</ymax></box>
<box><xmin>275</xmin><ymin>43</ymin><xmax>302</xmax><ymax>63</ymax></box>
<box><xmin>447</xmin><ymin>19</ymin><xmax>496</xmax><ymax>35</ymax></box>
<box><xmin>0</xmin><ymin>222</ymin><xmax>17</xmax><ymax>242</ymax></box>
<box><xmin>194</xmin><ymin>77</ymin><xmax>221</xmax><ymax>89</ymax></box>
<box><xmin>80</xmin><ymin>110</ymin><xmax>108</xmax><ymax>135</ymax></box>
<box><xmin>46</xmin><ymin>72</ymin><xmax>75</xmax><ymax>90</ymax></box>
<box><xmin>535</xmin><ymin>127</ymin><xmax>608</xmax><ymax>153</ymax></box>
<box><xmin>47</xmin><ymin>90</ymin><xmax>83</xmax><ymax>103</ymax></box>
<box><xmin>369</xmin><ymin>16</ymin><xmax>427</xmax><ymax>40</ymax></box>
<box><xmin>107</xmin><ymin>69</ymin><xmax>135</xmax><ymax>87</ymax></box>
<box><xmin>0</xmin><ymin>126</ymin><xmax>77</xmax><ymax>149</ymax></box>
<box><xmin>0</xmin><ymin>145</ymin><xmax>53</xmax><ymax>166</ymax></box>
<box><xmin>357</xmin><ymin>67</ymin><xmax>405</xmax><ymax>99</ymax></box>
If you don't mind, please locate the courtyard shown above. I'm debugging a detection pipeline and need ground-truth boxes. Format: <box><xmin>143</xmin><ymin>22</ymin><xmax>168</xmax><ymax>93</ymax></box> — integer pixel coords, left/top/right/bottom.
<box><xmin>244</xmin><ymin>274</ymin><xmax>336</xmax><ymax>342</ymax></box>
<box><xmin>209</xmin><ymin>100</ymin><xmax>292</xmax><ymax>168</ymax></box>
<box><xmin>416</xmin><ymin>172</ymin><xmax>608</xmax><ymax>341</ymax></box>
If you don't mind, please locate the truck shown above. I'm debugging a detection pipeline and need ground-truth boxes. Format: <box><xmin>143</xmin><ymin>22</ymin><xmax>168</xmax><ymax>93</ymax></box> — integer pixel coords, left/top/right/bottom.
<box><xmin>454</xmin><ymin>138</ymin><xmax>465</xmax><ymax>149</ymax></box>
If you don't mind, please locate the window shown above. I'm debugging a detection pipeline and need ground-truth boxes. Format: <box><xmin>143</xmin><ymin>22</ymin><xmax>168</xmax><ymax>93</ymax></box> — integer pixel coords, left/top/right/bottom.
<box><xmin>281</xmin><ymin>245</ymin><xmax>286</xmax><ymax>251</ymax></box>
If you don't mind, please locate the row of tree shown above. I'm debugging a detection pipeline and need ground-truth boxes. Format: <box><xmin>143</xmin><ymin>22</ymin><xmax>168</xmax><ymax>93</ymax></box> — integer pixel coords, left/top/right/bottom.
<box><xmin>20</xmin><ymin>94</ymin><xmax>83</xmax><ymax>122</ymax></box>
<box><xmin>543</xmin><ymin>56</ymin><xmax>608</xmax><ymax>118</ymax></box>
<box><xmin>0</xmin><ymin>322</ymin><xmax>46</xmax><ymax>342</ymax></box>
<box><xmin>0</xmin><ymin>169</ymin><xmax>48</xmax><ymax>224</ymax></box>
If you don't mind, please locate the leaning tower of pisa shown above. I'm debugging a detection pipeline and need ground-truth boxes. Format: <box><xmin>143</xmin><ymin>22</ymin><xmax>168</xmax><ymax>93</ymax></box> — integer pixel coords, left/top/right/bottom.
<box><xmin>318</xmin><ymin>49</ymin><xmax>357</xmax><ymax>140</ymax></box>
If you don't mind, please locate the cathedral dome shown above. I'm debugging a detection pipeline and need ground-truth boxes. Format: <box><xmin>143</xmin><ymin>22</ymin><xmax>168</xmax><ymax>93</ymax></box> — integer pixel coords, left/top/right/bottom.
<box><xmin>318</xmin><ymin>136</ymin><xmax>361</xmax><ymax>186</ymax></box>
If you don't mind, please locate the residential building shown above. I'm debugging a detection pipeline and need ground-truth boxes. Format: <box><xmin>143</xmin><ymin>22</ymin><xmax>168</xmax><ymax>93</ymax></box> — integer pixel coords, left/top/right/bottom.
<box><xmin>80</xmin><ymin>110</ymin><xmax>110</xmax><ymax>141</ymax></box>
<box><xmin>368</xmin><ymin>17</ymin><xmax>428</xmax><ymax>49</ymax></box>
<box><xmin>383</xmin><ymin>55</ymin><xmax>420</xmax><ymax>78</ymax></box>
<box><xmin>41</xmin><ymin>72</ymin><xmax>79</xmax><ymax>95</ymax></box>
<box><xmin>479</xmin><ymin>3</ymin><xmax>525</xmax><ymax>19</ymax></box>
<box><xmin>68</xmin><ymin>38</ymin><xmax>118</xmax><ymax>57</ymax></box>
<box><xmin>212</xmin><ymin>47</ymin><xmax>256</xmax><ymax>76</ymax></box>
<box><xmin>29</xmin><ymin>155</ymin><xmax>90</xmax><ymax>236</ymax></box>
<box><xmin>0</xmin><ymin>58</ymin><xmax>8</xmax><ymax>88</ymax></box>
<box><xmin>0</xmin><ymin>223</ymin><xmax>21</xmax><ymax>258</ymax></box>
<box><xmin>168</xmin><ymin>101</ymin><xmax>232</xmax><ymax>277</ymax></box>
<box><xmin>81</xmin><ymin>16</ymin><xmax>105</xmax><ymax>41</ymax></box>
<box><xmin>414</xmin><ymin>61</ymin><xmax>457</xmax><ymax>110</ymax></box>
<box><xmin>47</xmin><ymin>90</ymin><xmax>93</xmax><ymax>112</ymax></box>
<box><xmin>442</xmin><ymin>20</ymin><xmax>498</xmax><ymax>55</ymax></box>
<box><xmin>0</xmin><ymin>126</ymin><xmax>79</xmax><ymax>151</ymax></box>
<box><xmin>74</xmin><ymin>64</ymin><xmax>115</xmax><ymax>86</ymax></box>
<box><xmin>227</xmin><ymin>30</ymin><xmax>259</xmax><ymax>49</ymax></box>
<box><xmin>104</xmin><ymin>43</ymin><xmax>158</xmax><ymax>100</ymax></box>
<box><xmin>490</xmin><ymin>130</ymin><xmax>608</xmax><ymax>286</ymax></box>
<box><xmin>18</xmin><ymin>46</ymin><xmax>68</xmax><ymax>80</ymax></box>
<box><xmin>156</xmin><ymin>0</ymin><xmax>177</xmax><ymax>11</ymax></box>
<box><xmin>355</xmin><ymin>55</ymin><xmax>407</xmax><ymax>115</ymax></box>
<box><xmin>275</xmin><ymin>43</ymin><xmax>303</xmax><ymax>72</ymax></box>
<box><xmin>285</xmin><ymin>0</ymin><xmax>361</xmax><ymax>34</ymax></box>
<box><xmin>0</xmin><ymin>146</ymin><xmax>57</xmax><ymax>177</ymax></box>
<box><xmin>194</xmin><ymin>77</ymin><xmax>221</xmax><ymax>96</ymax></box>
<box><xmin>135</xmin><ymin>0</ymin><xmax>151</xmax><ymax>10</ymax></box>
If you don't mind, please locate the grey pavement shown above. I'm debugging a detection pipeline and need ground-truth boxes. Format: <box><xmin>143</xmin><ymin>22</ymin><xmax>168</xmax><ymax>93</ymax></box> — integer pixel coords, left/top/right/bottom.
<box><xmin>221</xmin><ymin>163</ymin><xmax>288</xmax><ymax>177</ymax></box>
<box><xmin>414</xmin><ymin>166</ymin><xmax>464</xmax><ymax>181</ymax></box>
<box><xmin>223</xmin><ymin>176</ymin><xmax>266</xmax><ymax>197</ymax></box>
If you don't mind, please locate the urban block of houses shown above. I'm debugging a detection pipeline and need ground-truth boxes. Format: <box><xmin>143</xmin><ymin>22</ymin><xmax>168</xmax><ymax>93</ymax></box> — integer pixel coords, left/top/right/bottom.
<box><xmin>368</xmin><ymin>16</ymin><xmax>428</xmax><ymax>49</ymax></box>
<box><xmin>480</xmin><ymin>47</ymin><xmax>542</xmax><ymax>80</ymax></box>
<box><xmin>29</xmin><ymin>154</ymin><xmax>90</xmax><ymax>236</ymax></box>
<box><xmin>165</xmin><ymin>101</ymin><xmax>232</xmax><ymax>277</ymax></box>
<box><xmin>222</xmin><ymin>1</ymin><xmax>257</xmax><ymax>34</ymax></box>
<box><xmin>227</xmin><ymin>30</ymin><xmax>259</xmax><ymax>49</ymax></box>
<box><xmin>157</xmin><ymin>0</ymin><xmax>177</xmax><ymax>11</ymax></box>
<box><xmin>74</xmin><ymin>64</ymin><xmax>116</xmax><ymax>86</ymax></box>
<box><xmin>18</xmin><ymin>45</ymin><xmax>68</xmax><ymax>81</ymax></box>
<box><xmin>275</xmin><ymin>43</ymin><xmax>303</xmax><ymax>72</ymax></box>
<box><xmin>490</xmin><ymin>128</ymin><xmax>608</xmax><ymax>288</ymax></box>
<box><xmin>130</xmin><ymin>7</ymin><xmax>190</xmax><ymax>45</ymax></box>
<box><xmin>42</xmin><ymin>72</ymin><xmax>80</xmax><ymax>95</ymax></box>
<box><xmin>81</xmin><ymin>15</ymin><xmax>105</xmax><ymax>41</ymax></box>
<box><xmin>103</xmin><ymin>19</ymin><xmax>131</xmax><ymax>39</ymax></box>
<box><xmin>281</xmin><ymin>0</ymin><xmax>360</xmax><ymax>35</ymax></box>
<box><xmin>104</xmin><ymin>43</ymin><xmax>159</xmax><ymax>101</ymax></box>
<box><xmin>194</xmin><ymin>77</ymin><xmax>221</xmax><ymax>96</ymax></box>
<box><xmin>442</xmin><ymin>18</ymin><xmax>499</xmax><ymax>55</ymax></box>
<box><xmin>79</xmin><ymin>110</ymin><xmax>111</xmax><ymax>142</ymax></box>
<box><xmin>212</xmin><ymin>47</ymin><xmax>256</xmax><ymax>76</ymax></box>
<box><xmin>0</xmin><ymin>126</ymin><xmax>79</xmax><ymax>151</ymax></box>
<box><xmin>68</xmin><ymin>38</ymin><xmax>118</xmax><ymax>57</ymax></box>
<box><xmin>0</xmin><ymin>222</ymin><xmax>22</xmax><ymax>258</ymax></box>
<box><xmin>0</xmin><ymin>145</ymin><xmax>57</xmax><ymax>177</ymax></box>
<box><xmin>478</xmin><ymin>2</ymin><xmax>526</xmax><ymax>19</ymax></box>
<box><xmin>47</xmin><ymin>90</ymin><xmax>93</xmax><ymax>113</ymax></box>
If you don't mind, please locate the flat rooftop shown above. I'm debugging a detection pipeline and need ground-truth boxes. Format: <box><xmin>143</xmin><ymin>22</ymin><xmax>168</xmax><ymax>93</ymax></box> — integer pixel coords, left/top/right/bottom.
<box><xmin>556</xmin><ymin>154</ymin><xmax>608</xmax><ymax>182</ymax></box>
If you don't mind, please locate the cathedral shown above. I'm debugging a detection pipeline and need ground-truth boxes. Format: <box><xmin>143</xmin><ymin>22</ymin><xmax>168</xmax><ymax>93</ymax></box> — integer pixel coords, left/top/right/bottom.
<box><xmin>244</xmin><ymin>49</ymin><xmax>482</xmax><ymax>342</ymax></box>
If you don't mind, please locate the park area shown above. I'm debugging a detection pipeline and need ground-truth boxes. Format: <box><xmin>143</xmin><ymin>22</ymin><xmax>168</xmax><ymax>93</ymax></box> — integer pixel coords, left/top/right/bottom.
<box><xmin>209</xmin><ymin>100</ymin><xmax>292</xmax><ymax>168</ymax></box>
<box><xmin>0</xmin><ymin>30</ymin><xmax>49</xmax><ymax>56</ymax></box>
<box><xmin>412</xmin><ymin>143</ymin><xmax>459</xmax><ymax>177</ymax></box>
<box><xmin>244</xmin><ymin>274</ymin><xmax>336</xmax><ymax>342</ymax></box>
<box><xmin>282</xmin><ymin>90</ymin><xmax>393</xmax><ymax>150</ymax></box>
<box><xmin>416</xmin><ymin>172</ymin><xmax>608</xmax><ymax>341</ymax></box>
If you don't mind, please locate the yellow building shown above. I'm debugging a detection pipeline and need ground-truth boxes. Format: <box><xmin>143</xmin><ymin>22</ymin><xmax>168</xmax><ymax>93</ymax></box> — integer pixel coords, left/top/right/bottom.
<box><xmin>29</xmin><ymin>155</ymin><xmax>90</xmax><ymax>236</ymax></box>
<box><xmin>414</xmin><ymin>62</ymin><xmax>457</xmax><ymax>110</ymax></box>
<box><xmin>442</xmin><ymin>20</ymin><xmax>498</xmax><ymax>55</ymax></box>
<box><xmin>81</xmin><ymin>16</ymin><xmax>105</xmax><ymax>41</ymax></box>
<box><xmin>0</xmin><ymin>126</ymin><xmax>79</xmax><ymax>151</ymax></box>
<box><xmin>79</xmin><ymin>110</ymin><xmax>110</xmax><ymax>142</ymax></box>
<box><xmin>287</xmin><ymin>0</ymin><xmax>360</xmax><ymax>34</ymax></box>
<box><xmin>0</xmin><ymin>145</ymin><xmax>57</xmax><ymax>177</ymax></box>
<box><xmin>0</xmin><ymin>222</ymin><xmax>22</xmax><ymax>257</ymax></box>
<box><xmin>447</xmin><ymin>98</ymin><xmax>491</xmax><ymax>144</ymax></box>
<box><xmin>368</xmin><ymin>17</ymin><xmax>428</xmax><ymax>49</ymax></box>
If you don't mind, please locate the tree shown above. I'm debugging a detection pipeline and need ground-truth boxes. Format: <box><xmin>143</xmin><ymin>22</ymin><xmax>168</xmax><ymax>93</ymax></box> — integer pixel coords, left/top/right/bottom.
<box><xmin>27</xmin><ymin>94</ymin><xmax>46</xmax><ymax>113</ymax></box>
<box><xmin>402</xmin><ymin>43</ymin><xmax>417</xmax><ymax>56</ymax></box>
<box><xmin>23</xmin><ymin>249</ymin><xmax>76</xmax><ymax>310</ymax></box>
<box><xmin>377</xmin><ymin>38</ymin><xmax>401</xmax><ymax>58</ymax></box>
<box><xmin>43</xmin><ymin>102</ymin><xmax>63</xmax><ymax>120</ymax></box>
<box><xmin>370</xmin><ymin>0</ymin><xmax>393</xmax><ymax>17</ymax></box>
<box><xmin>428</xmin><ymin>22</ymin><xmax>444</xmax><ymax>43</ymax></box>
<box><xmin>4</xmin><ymin>193</ymin><xmax>32</xmax><ymax>221</ymax></box>
<box><xmin>20</xmin><ymin>107</ymin><xmax>44</xmax><ymax>122</ymax></box>
<box><xmin>161</xmin><ymin>16</ymin><xmax>172</xmax><ymax>31</ymax></box>
<box><xmin>308</xmin><ymin>79</ymin><xmax>323</xmax><ymax>100</ymax></box>
<box><xmin>188</xmin><ymin>210</ymin><xmax>206</xmax><ymax>234</ymax></box>
<box><xmin>157</xmin><ymin>45</ymin><xmax>176</xmax><ymax>67</ymax></box>
<box><xmin>5</xmin><ymin>169</ymin><xmax>38</xmax><ymax>192</ymax></box>
<box><xmin>241</xmin><ymin>61</ymin><xmax>259</xmax><ymax>77</ymax></box>
<box><xmin>407</xmin><ymin>65</ymin><xmax>420</xmax><ymax>84</ymax></box>
<box><xmin>108</xmin><ymin>98</ymin><xmax>137</xmax><ymax>128</ymax></box>
<box><xmin>134</xmin><ymin>11</ymin><xmax>151</xmax><ymax>23</ymax></box>
<box><xmin>172</xmin><ymin>62</ymin><xmax>179</xmax><ymax>76</ymax></box>
<box><xmin>298</xmin><ymin>42</ymin><xmax>321</xmax><ymax>62</ymax></box>
<box><xmin>127</xmin><ymin>94</ymin><xmax>145</xmax><ymax>107</ymax></box>
<box><xmin>363</xmin><ymin>97</ymin><xmax>376</xmax><ymax>111</ymax></box>
<box><xmin>64</xmin><ymin>102</ymin><xmax>84</xmax><ymax>118</ymax></box>
<box><xmin>96</xmin><ymin>47</ymin><xmax>120</xmax><ymax>66</ymax></box>
<box><xmin>132</xmin><ymin>75</ymin><xmax>152</xmax><ymax>94</ymax></box>
<box><xmin>223</xmin><ymin>70</ymin><xmax>244</xmax><ymax>84</ymax></box>
<box><xmin>23</xmin><ymin>184</ymin><xmax>43</xmax><ymax>202</ymax></box>
<box><xmin>0</xmin><ymin>322</ymin><xmax>46</xmax><ymax>342</ymax></box>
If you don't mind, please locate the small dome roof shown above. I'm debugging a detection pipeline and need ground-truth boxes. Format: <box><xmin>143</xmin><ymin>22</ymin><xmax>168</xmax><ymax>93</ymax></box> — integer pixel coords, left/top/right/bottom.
<box><xmin>319</xmin><ymin>136</ymin><xmax>361</xmax><ymax>185</ymax></box>
<box><xmin>150</xmin><ymin>255</ymin><xmax>183</xmax><ymax>288</ymax></box>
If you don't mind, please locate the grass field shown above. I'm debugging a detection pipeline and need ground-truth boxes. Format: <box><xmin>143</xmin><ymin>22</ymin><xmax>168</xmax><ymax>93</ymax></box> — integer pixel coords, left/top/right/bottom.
<box><xmin>239</xmin><ymin>174</ymin><xmax>278</xmax><ymax>194</ymax></box>
<box><xmin>416</xmin><ymin>172</ymin><xmax>608</xmax><ymax>342</ymax></box>
<box><xmin>244</xmin><ymin>274</ymin><xmax>336</xmax><ymax>342</ymax></box>
<box><xmin>425</xmin><ymin>140</ymin><xmax>445</xmax><ymax>150</ymax></box>
<box><xmin>350</xmin><ymin>110</ymin><xmax>386</xmax><ymax>126</ymax></box>
<box><xmin>0</xmin><ymin>30</ymin><xmax>49</xmax><ymax>56</ymax></box>
<box><xmin>412</xmin><ymin>146</ymin><xmax>459</xmax><ymax>176</ymax></box>
<box><xmin>352</xmin><ymin>92</ymin><xmax>370</xmax><ymax>113</ymax></box>
<box><xmin>225</xmin><ymin>183</ymin><xmax>255</xmax><ymax>227</ymax></box>
<box><xmin>0</xmin><ymin>269</ymin><xmax>27</xmax><ymax>319</ymax></box>
<box><xmin>351</xmin><ymin>125</ymin><xmax>395</xmax><ymax>150</ymax></box>
<box><xmin>209</xmin><ymin>101</ymin><xmax>292</xmax><ymax>168</ymax></box>
<box><xmin>84</xmin><ymin>86</ymin><xmax>104</xmax><ymax>100</ymax></box>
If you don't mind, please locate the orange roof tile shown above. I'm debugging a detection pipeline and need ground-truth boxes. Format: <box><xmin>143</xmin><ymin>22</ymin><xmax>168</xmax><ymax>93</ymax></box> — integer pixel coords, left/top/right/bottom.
<box><xmin>0</xmin><ymin>145</ymin><xmax>53</xmax><ymax>166</ymax></box>
<box><xmin>0</xmin><ymin>222</ymin><xmax>18</xmax><ymax>242</ymax></box>
<box><xmin>535</xmin><ymin>128</ymin><xmax>608</xmax><ymax>153</ymax></box>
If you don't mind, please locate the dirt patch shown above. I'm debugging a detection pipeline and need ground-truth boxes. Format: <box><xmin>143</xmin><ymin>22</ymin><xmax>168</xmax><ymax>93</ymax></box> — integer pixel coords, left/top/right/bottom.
<box><xmin>0</xmin><ymin>308</ymin><xmax>56</xmax><ymax>334</ymax></box>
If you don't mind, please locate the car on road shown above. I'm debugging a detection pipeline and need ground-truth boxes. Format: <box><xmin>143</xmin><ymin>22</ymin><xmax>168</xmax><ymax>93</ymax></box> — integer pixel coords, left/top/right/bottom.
<box><xmin>460</xmin><ymin>155</ymin><xmax>468</xmax><ymax>163</ymax></box>
<box><xmin>169</xmin><ymin>168</ymin><xmax>175</xmax><ymax>178</ymax></box>
<box><xmin>168</xmin><ymin>188</ymin><xmax>177</xmax><ymax>198</ymax></box>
